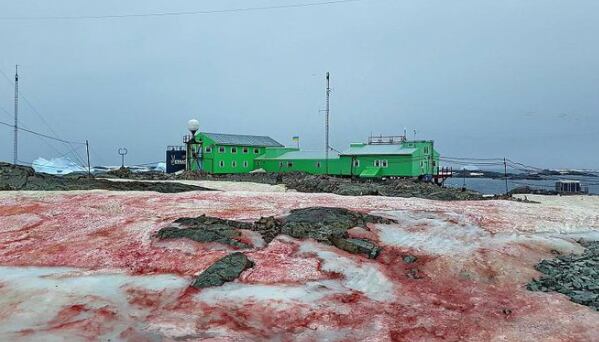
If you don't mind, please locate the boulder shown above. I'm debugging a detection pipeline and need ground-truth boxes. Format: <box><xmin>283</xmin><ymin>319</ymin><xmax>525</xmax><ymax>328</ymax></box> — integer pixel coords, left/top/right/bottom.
<box><xmin>192</xmin><ymin>252</ymin><xmax>254</xmax><ymax>288</ymax></box>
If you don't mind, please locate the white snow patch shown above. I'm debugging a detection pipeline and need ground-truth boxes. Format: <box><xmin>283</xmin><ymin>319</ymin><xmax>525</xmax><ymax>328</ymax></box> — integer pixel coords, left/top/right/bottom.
<box><xmin>298</xmin><ymin>241</ymin><xmax>395</xmax><ymax>302</ymax></box>
<box><xmin>196</xmin><ymin>280</ymin><xmax>344</xmax><ymax>305</ymax></box>
<box><xmin>374</xmin><ymin>210</ymin><xmax>586</xmax><ymax>256</ymax></box>
<box><xmin>0</xmin><ymin>266</ymin><xmax>188</xmax><ymax>340</ymax></box>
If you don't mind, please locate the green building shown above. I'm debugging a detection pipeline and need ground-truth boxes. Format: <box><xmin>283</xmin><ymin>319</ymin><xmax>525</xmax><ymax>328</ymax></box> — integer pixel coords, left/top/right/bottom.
<box><xmin>185</xmin><ymin>131</ymin><xmax>439</xmax><ymax>179</ymax></box>
<box><xmin>186</xmin><ymin>132</ymin><xmax>283</xmax><ymax>174</ymax></box>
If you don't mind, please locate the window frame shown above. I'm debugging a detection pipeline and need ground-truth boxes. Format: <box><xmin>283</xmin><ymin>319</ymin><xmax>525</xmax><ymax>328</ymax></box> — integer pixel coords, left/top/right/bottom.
<box><xmin>218</xmin><ymin>146</ymin><xmax>225</xmax><ymax>153</ymax></box>
<box><xmin>382</xmin><ymin>160</ymin><xmax>388</xmax><ymax>168</ymax></box>
<box><xmin>254</xmin><ymin>148</ymin><xmax>260</xmax><ymax>154</ymax></box>
<box><xmin>316</xmin><ymin>161</ymin><xmax>321</xmax><ymax>168</ymax></box>
<box><xmin>232</xmin><ymin>161</ymin><xmax>237</xmax><ymax>167</ymax></box>
<box><xmin>205</xmin><ymin>146</ymin><xmax>212</xmax><ymax>153</ymax></box>
<box><xmin>242</xmin><ymin>147</ymin><xmax>249</xmax><ymax>154</ymax></box>
<box><xmin>231</xmin><ymin>147</ymin><xmax>237</xmax><ymax>154</ymax></box>
<box><xmin>352</xmin><ymin>159</ymin><xmax>360</xmax><ymax>167</ymax></box>
<box><xmin>243</xmin><ymin>161</ymin><xmax>249</xmax><ymax>168</ymax></box>
<box><xmin>218</xmin><ymin>160</ymin><xmax>225</xmax><ymax>168</ymax></box>
<box><xmin>287</xmin><ymin>161</ymin><xmax>293</xmax><ymax>168</ymax></box>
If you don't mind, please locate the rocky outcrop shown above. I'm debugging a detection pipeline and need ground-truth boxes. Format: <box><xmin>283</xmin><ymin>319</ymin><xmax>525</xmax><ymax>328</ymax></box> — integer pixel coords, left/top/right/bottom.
<box><xmin>157</xmin><ymin>215</ymin><xmax>253</xmax><ymax>249</ymax></box>
<box><xmin>157</xmin><ymin>207</ymin><xmax>392</xmax><ymax>260</ymax></box>
<box><xmin>0</xmin><ymin>162</ymin><xmax>209</xmax><ymax>193</ymax></box>
<box><xmin>175</xmin><ymin>171</ymin><xmax>483</xmax><ymax>200</ymax></box>
<box><xmin>527</xmin><ymin>240</ymin><xmax>599</xmax><ymax>311</ymax></box>
<box><xmin>192</xmin><ymin>252</ymin><xmax>255</xmax><ymax>288</ymax></box>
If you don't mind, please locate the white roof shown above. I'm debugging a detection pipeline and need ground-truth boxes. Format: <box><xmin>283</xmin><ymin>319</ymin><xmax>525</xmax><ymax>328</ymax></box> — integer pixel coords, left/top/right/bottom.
<box><xmin>341</xmin><ymin>144</ymin><xmax>417</xmax><ymax>156</ymax></box>
<box><xmin>260</xmin><ymin>151</ymin><xmax>340</xmax><ymax>160</ymax></box>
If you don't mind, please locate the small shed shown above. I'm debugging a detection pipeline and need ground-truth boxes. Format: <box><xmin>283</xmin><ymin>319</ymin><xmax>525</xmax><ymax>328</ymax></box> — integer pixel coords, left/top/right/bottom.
<box><xmin>555</xmin><ymin>180</ymin><xmax>584</xmax><ymax>194</ymax></box>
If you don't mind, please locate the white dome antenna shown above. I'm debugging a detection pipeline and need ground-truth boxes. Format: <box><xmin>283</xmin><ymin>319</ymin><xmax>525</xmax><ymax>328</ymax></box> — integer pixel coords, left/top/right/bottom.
<box><xmin>187</xmin><ymin>119</ymin><xmax>200</xmax><ymax>135</ymax></box>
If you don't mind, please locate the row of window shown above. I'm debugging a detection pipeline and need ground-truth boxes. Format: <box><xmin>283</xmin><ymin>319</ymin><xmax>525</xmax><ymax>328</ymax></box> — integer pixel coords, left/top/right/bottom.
<box><xmin>218</xmin><ymin>160</ymin><xmax>250</xmax><ymax>168</ymax></box>
<box><xmin>374</xmin><ymin>160</ymin><xmax>388</xmax><ymax>168</ymax></box>
<box><xmin>206</xmin><ymin>146</ymin><xmax>261</xmax><ymax>154</ymax></box>
<box><xmin>272</xmin><ymin>159</ymin><xmax>388</xmax><ymax>169</ymax></box>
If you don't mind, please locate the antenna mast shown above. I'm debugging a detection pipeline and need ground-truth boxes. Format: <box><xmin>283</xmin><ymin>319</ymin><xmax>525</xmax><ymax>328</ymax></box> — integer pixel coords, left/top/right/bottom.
<box><xmin>325</xmin><ymin>72</ymin><xmax>331</xmax><ymax>174</ymax></box>
<box><xmin>13</xmin><ymin>65</ymin><xmax>18</xmax><ymax>165</ymax></box>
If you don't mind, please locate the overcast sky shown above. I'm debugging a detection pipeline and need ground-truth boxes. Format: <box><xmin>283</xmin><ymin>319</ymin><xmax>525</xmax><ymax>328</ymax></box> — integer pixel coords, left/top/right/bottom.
<box><xmin>0</xmin><ymin>0</ymin><xmax>597</xmax><ymax>169</ymax></box>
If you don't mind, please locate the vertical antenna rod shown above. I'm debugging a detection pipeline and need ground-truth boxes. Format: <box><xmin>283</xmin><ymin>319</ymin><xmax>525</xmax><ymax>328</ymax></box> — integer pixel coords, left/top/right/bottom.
<box><xmin>13</xmin><ymin>65</ymin><xmax>19</xmax><ymax>165</ymax></box>
<box><xmin>325</xmin><ymin>72</ymin><xmax>330</xmax><ymax>174</ymax></box>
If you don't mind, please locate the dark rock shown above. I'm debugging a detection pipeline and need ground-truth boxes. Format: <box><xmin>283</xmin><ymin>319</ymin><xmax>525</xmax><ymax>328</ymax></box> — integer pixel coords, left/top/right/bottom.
<box><xmin>331</xmin><ymin>237</ymin><xmax>381</xmax><ymax>259</ymax></box>
<box><xmin>0</xmin><ymin>162</ymin><xmax>34</xmax><ymax>190</ymax></box>
<box><xmin>280</xmin><ymin>207</ymin><xmax>391</xmax><ymax>257</ymax></box>
<box><xmin>173</xmin><ymin>171</ymin><xmax>483</xmax><ymax>201</ymax></box>
<box><xmin>157</xmin><ymin>215</ymin><xmax>253</xmax><ymax>249</ymax></box>
<box><xmin>192</xmin><ymin>252</ymin><xmax>254</xmax><ymax>288</ymax></box>
<box><xmin>0</xmin><ymin>162</ymin><xmax>209</xmax><ymax>193</ymax></box>
<box><xmin>527</xmin><ymin>240</ymin><xmax>599</xmax><ymax>311</ymax></box>
<box><xmin>403</xmin><ymin>255</ymin><xmax>418</xmax><ymax>264</ymax></box>
<box><xmin>161</xmin><ymin>207</ymin><xmax>390</xmax><ymax>259</ymax></box>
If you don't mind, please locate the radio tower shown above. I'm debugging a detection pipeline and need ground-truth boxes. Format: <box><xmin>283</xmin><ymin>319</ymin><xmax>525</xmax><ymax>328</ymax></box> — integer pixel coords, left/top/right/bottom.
<box><xmin>325</xmin><ymin>72</ymin><xmax>331</xmax><ymax>174</ymax></box>
<box><xmin>13</xmin><ymin>65</ymin><xmax>18</xmax><ymax>165</ymax></box>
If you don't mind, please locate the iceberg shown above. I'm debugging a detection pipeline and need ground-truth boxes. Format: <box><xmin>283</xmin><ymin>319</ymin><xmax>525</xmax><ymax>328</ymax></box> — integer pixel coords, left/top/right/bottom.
<box><xmin>31</xmin><ymin>157</ymin><xmax>86</xmax><ymax>175</ymax></box>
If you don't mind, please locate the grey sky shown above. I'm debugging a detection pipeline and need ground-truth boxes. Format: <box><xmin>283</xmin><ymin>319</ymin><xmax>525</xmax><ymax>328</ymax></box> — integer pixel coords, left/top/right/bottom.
<box><xmin>0</xmin><ymin>0</ymin><xmax>597</xmax><ymax>169</ymax></box>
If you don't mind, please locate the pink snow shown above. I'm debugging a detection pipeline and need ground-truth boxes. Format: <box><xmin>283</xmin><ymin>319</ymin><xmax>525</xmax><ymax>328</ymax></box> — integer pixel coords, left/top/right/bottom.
<box><xmin>0</xmin><ymin>190</ymin><xmax>598</xmax><ymax>341</ymax></box>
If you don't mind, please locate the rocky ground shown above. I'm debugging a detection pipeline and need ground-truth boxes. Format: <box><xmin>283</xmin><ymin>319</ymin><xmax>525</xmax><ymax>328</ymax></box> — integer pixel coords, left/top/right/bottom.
<box><xmin>100</xmin><ymin>169</ymin><xmax>483</xmax><ymax>200</ymax></box>
<box><xmin>158</xmin><ymin>207</ymin><xmax>392</xmax><ymax>289</ymax></box>
<box><xmin>528</xmin><ymin>240</ymin><xmax>599</xmax><ymax>310</ymax></box>
<box><xmin>1</xmin><ymin>188</ymin><xmax>598</xmax><ymax>340</ymax></box>
<box><xmin>0</xmin><ymin>163</ymin><xmax>209</xmax><ymax>193</ymax></box>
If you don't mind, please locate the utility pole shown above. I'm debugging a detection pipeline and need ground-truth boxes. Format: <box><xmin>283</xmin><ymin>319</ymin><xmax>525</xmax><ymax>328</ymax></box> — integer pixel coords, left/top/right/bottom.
<box><xmin>504</xmin><ymin>157</ymin><xmax>509</xmax><ymax>195</ymax></box>
<box><xmin>325</xmin><ymin>72</ymin><xmax>331</xmax><ymax>175</ymax></box>
<box><xmin>85</xmin><ymin>140</ymin><xmax>91</xmax><ymax>177</ymax></box>
<box><xmin>13</xmin><ymin>65</ymin><xmax>18</xmax><ymax>165</ymax></box>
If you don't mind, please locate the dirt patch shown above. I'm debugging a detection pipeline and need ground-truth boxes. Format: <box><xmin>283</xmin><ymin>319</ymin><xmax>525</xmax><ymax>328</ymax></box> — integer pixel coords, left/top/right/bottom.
<box><xmin>527</xmin><ymin>240</ymin><xmax>599</xmax><ymax>311</ymax></box>
<box><xmin>0</xmin><ymin>163</ymin><xmax>210</xmax><ymax>193</ymax></box>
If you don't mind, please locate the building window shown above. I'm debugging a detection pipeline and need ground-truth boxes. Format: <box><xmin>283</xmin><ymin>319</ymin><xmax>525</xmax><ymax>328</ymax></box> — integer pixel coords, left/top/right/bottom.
<box><xmin>424</xmin><ymin>147</ymin><xmax>429</xmax><ymax>154</ymax></box>
<box><xmin>232</xmin><ymin>161</ymin><xmax>237</xmax><ymax>167</ymax></box>
<box><xmin>243</xmin><ymin>161</ymin><xmax>249</xmax><ymax>168</ymax></box>
<box><xmin>218</xmin><ymin>146</ymin><xmax>225</xmax><ymax>153</ymax></box>
<box><xmin>287</xmin><ymin>162</ymin><xmax>293</xmax><ymax>167</ymax></box>
<box><xmin>231</xmin><ymin>147</ymin><xmax>237</xmax><ymax>154</ymax></box>
<box><xmin>219</xmin><ymin>160</ymin><xmax>224</xmax><ymax>168</ymax></box>
<box><xmin>205</xmin><ymin>146</ymin><xmax>212</xmax><ymax>153</ymax></box>
<box><xmin>420</xmin><ymin>160</ymin><xmax>424</xmax><ymax>167</ymax></box>
<box><xmin>243</xmin><ymin>147</ymin><xmax>249</xmax><ymax>154</ymax></box>
<box><xmin>254</xmin><ymin>148</ymin><xmax>260</xmax><ymax>154</ymax></box>
<box><xmin>374</xmin><ymin>160</ymin><xmax>380</xmax><ymax>167</ymax></box>
<box><xmin>279</xmin><ymin>162</ymin><xmax>283</xmax><ymax>168</ymax></box>
<box><xmin>352</xmin><ymin>159</ymin><xmax>360</xmax><ymax>167</ymax></box>
<box><xmin>316</xmin><ymin>162</ymin><xmax>321</xmax><ymax>168</ymax></box>
<box><xmin>382</xmin><ymin>160</ymin><xmax>388</xmax><ymax>168</ymax></box>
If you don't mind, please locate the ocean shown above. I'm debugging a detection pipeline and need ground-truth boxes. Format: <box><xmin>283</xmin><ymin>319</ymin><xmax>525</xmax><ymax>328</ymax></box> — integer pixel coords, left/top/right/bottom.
<box><xmin>444</xmin><ymin>175</ymin><xmax>599</xmax><ymax>195</ymax></box>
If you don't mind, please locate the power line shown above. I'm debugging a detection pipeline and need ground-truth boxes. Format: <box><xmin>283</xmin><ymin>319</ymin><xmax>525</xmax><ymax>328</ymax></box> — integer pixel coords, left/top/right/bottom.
<box><xmin>0</xmin><ymin>67</ymin><xmax>88</xmax><ymax>166</ymax></box>
<box><xmin>0</xmin><ymin>120</ymin><xmax>86</xmax><ymax>145</ymax></box>
<box><xmin>0</xmin><ymin>0</ymin><xmax>370</xmax><ymax>21</ymax></box>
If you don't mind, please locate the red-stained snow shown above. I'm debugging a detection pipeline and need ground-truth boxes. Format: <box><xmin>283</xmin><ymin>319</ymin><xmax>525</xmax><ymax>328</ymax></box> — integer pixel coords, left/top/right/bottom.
<box><xmin>1</xmin><ymin>189</ymin><xmax>598</xmax><ymax>341</ymax></box>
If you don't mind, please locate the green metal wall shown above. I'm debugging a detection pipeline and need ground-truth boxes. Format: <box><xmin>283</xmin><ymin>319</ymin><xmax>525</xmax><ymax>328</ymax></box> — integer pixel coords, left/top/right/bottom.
<box><xmin>255</xmin><ymin>157</ymin><xmax>347</xmax><ymax>175</ymax></box>
<box><xmin>188</xmin><ymin>133</ymin><xmax>267</xmax><ymax>174</ymax></box>
<box><xmin>187</xmin><ymin>134</ymin><xmax>440</xmax><ymax>178</ymax></box>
